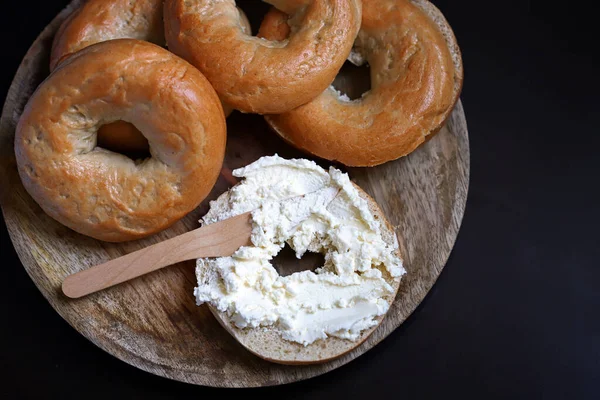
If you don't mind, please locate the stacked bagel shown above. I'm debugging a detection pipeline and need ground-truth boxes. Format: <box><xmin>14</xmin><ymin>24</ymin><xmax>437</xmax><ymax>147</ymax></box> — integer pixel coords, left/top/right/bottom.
<box><xmin>15</xmin><ymin>0</ymin><xmax>463</xmax><ymax>243</ymax></box>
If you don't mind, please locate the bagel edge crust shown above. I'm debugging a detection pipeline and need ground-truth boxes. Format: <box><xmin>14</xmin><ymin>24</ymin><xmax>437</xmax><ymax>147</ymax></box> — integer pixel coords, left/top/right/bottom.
<box><xmin>50</xmin><ymin>0</ymin><xmax>166</xmax><ymax>72</ymax></box>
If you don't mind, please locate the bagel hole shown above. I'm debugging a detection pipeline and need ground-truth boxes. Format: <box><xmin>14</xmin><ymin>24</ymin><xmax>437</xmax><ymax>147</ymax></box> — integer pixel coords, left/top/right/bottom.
<box><xmin>96</xmin><ymin>121</ymin><xmax>151</xmax><ymax>161</ymax></box>
<box><xmin>272</xmin><ymin>243</ymin><xmax>325</xmax><ymax>277</ymax></box>
<box><xmin>331</xmin><ymin>60</ymin><xmax>372</xmax><ymax>101</ymax></box>
<box><xmin>235</xmin><ymin>0</ymin><xmax>272</xmax><ymax>36</ymax></box>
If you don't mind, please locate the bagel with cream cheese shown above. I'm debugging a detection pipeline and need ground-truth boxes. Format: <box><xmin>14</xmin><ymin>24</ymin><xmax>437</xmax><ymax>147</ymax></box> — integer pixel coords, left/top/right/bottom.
<box><xmin>15</xmin><ymin>39</ymin><xmax>227</xmax><ymax>242</ymax></box>
<box><xmin>258</xmin><ymin>0</ymin><xmax>464</xmax><ymax>166</ymax></box>
<box><xmin>164</xmin><ymin>0</ymin><xmax>363</xmax><ymax>114</ymax></box>
<box><xmin>195</xmin><ymin>155</ymin><xmax>405</xmax><ymax>364</ymax></box>
<box><xmin>209</xmin><ymin>186</ymin><xmax>402</xmax><ymax>364</ymax></box>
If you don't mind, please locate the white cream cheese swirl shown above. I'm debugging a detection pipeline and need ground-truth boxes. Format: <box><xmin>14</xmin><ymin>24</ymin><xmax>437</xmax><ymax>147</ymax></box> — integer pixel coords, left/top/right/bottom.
<box><xmin>194</xmin><ymin>155</ymin><xmax>405</xmax><ymax>346</ymax></box>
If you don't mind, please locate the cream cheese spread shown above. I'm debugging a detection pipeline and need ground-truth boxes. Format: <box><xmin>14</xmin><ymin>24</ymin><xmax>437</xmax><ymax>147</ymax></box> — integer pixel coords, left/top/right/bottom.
<box><xmin>194</xmin><ymin>155</ymin><xmax>405</xmax><ymax>346</ymax></box>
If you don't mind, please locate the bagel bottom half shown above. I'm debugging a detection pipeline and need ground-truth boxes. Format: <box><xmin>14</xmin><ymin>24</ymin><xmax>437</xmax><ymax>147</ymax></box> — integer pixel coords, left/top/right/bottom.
<box><xmin>213</xmin><ymin>189</ymin><xmax>400</xmax><ymax>364</ymax></box>
<box><xmin>194</xmin><ymin>156</ymin><xmax>404</xmax><ymax>364</ymax></box>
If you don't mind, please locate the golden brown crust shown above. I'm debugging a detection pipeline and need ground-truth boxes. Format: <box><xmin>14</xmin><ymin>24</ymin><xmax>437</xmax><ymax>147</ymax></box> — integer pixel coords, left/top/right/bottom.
<box><xmin>15</xmin><ymin>39</ymin><xmax>227</xmax><ymax>242</ymax></box>
<box><xmin>49</xmin><ymin>0</ymin><xmax>166</xmax><ymax>154</ymax></box>
<box><xmin>50</xmin><ymin>0</ymin><xmax>165</xmax><ymax>72</ymax></box>
<box><xmin>260</xmin><ymin>0</ymin><xmax>464</xmax><ymax>167</ymax></box>
<box><xmin>257</xmin><ymin>7</ymin><xmax>291</xmax><ymax>40</ymax></box>
<box><xmin>49</xmin><ymin>0</ymin><xmax>254</xmax><ymax>127</ymax></box>
<box><xmin>164</xmin><ymin>0</ymin><xmax>362</xmax><ymax>114</ymax></box>
<box><xmin>96</xmin><ymin>121</ymin><xmax>150</xmax><ymax>155</ymax></box>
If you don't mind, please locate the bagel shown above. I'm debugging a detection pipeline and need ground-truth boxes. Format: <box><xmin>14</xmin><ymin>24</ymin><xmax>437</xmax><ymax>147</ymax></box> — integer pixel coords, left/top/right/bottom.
<box><xmin>258</xmin><ymin>0</ymin><xmax>464</xmax><ymax>167</ymax></box>
<box><xmin>164</xmin><ymin>0</ymin><xmax>362</xmax><ymax>114</ymax></box>
<box><xmin>50</xmin><ymin>0</ymin><xmax>165</xmax><ymax>72</ymax></box>
<box><xmin>195</xmin><ymin>155</ymin><xmax>405</xmax><ymax>364</ymax></box>
<box><xmin>15</xmin><ymin>39</ymin><xmax>227</xmax><ymax>242</ymax></box>
<box><xmin>50</xmin><ymin>0</ymin><xmax>251</xmax><ymax>155</ymax></box>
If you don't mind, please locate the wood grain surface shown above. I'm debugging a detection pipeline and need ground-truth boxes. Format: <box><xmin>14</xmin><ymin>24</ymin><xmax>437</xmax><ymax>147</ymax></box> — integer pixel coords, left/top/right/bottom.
<box><xmin>0</xmin><ymin>0</ymin><xmax>470</xmax><ymax>388</ymax></box>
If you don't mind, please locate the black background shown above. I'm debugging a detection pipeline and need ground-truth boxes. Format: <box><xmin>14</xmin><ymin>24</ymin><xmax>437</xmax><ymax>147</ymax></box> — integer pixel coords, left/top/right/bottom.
<box><xmin>1</xmin><ymin>1</ymin><xmax>598</xmax><ymax>398</ymax></box>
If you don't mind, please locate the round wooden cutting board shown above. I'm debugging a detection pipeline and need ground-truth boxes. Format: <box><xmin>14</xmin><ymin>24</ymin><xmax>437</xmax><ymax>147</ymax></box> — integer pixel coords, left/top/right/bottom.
<box><xmin>0</xmin><ymin>0</ymin><xmax>470</xmax><ymax>388</ymax></box>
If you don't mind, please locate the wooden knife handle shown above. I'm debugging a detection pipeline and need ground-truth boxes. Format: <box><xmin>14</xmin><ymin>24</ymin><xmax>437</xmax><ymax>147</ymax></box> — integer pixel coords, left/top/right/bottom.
<box><xmin>62</xmin><ymin>212</ymin><xmax>252</xmax><ymax>299</ymax></box>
